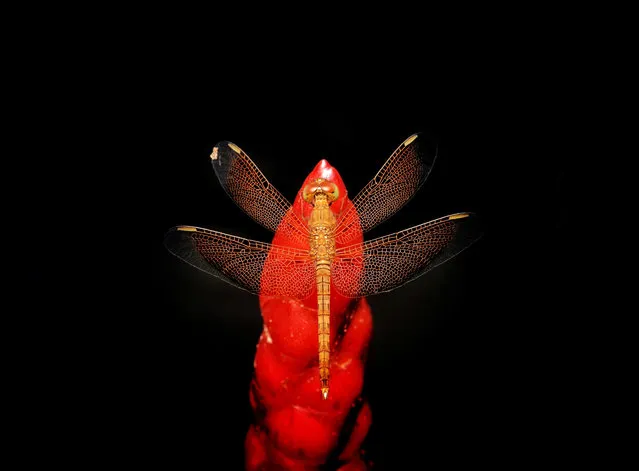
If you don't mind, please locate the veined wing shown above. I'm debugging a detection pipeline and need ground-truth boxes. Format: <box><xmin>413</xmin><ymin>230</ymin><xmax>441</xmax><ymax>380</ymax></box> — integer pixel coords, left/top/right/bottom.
<box><xmin>164</xmin><ymin>225</ymin><xmax>315</xmax><ymax>298</ymax></box>
<box><xmin>211</xmin><ymin>141</ymin><xmax>309</xmax><ymax>245</ymax></box>
<box><xmin>332</xmin><ymin>213</ymin><xmax>481</xmax><ymax>297</ymax></box>
<box><xmin>334</xmin><ymin>133</ymin><xmax>437</xmax><ymax>244</ymax></box>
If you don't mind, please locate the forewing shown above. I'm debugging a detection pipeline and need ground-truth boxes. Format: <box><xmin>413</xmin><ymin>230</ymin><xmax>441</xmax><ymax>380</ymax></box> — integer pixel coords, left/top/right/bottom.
<box><xmin>164</xmin><ymin>225</ymin><xmax>314</xmax><ymax>298</ymax></box>
<box><xmin>210</xmin><ymin>141</ymin><xmax>309</xmax><ymax>244</ymax></box>
<box><xmin>335</xmin><ymin>133</ymin><xmax>436</xmax><ymax>244</ymax></box>
<box><xmin>333</xmin><ymin>213</ymin><xmax>482</xmax><ymax>297</ymax></box>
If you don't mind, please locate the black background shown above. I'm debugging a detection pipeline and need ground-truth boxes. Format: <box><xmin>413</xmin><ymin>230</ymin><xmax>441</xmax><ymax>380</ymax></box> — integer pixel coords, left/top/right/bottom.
<box><xmin>30</xmin><ymin>57</ymin><xmax>576</xmax><ymax>468</ymax></box>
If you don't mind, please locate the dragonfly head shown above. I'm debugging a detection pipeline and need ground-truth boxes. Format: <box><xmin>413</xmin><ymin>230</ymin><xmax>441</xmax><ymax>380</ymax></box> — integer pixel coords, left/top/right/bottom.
<box><xmin>302</xmin><ymin>178</ymin><xmax>340</xmax><ymax>205</ymax></box>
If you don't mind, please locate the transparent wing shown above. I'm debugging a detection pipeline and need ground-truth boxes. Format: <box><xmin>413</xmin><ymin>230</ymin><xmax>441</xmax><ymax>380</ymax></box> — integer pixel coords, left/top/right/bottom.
<box><xmin>164</xmin><ymin>225</ymin><xmax>315</xmax><ymax>298</ymax></box>
<box><xmin>335</xmin><ymin>133</ymin><xmax>437</xmax><ymax>244</ymax></box>
<box><xmin>211</xmin><ymin>141</ymin><xmax>309</xmax><ymax>244</ymax></box>
<box><xmin>332</xmin><ymin>213</ymin><xmax>482</xmax><ymax>297</ymax></box>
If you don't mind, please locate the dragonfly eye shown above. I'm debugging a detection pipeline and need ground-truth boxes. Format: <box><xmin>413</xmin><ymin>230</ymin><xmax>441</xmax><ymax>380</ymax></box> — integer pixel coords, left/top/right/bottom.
<box><xmin>303</xmin><ymin>180</ymin><xmax>339</xmax><ymax>203</ymax></box>
<box><xmin>302</xmin><ymin>185</ymin><xmax>315</xmax><ymax>203</ymax></box>
<box><xmin>322</xmin><ymin>182</ymin><xmax>339</xmax><ymax>202</ymax></box>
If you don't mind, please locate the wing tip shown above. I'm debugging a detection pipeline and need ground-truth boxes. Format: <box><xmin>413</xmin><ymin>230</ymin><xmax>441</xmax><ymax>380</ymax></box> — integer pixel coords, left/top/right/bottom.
<box><xmin>211</xmin><ymin>141</ymin><xmax>243</xmax><ymax>159</ymax></box>
<box><xmin>228</xmin><ymin>142</ymin><xmax>242</xmax><ymax>154</ymax></box>
<box><xmin>449</xmin><ymin>212</ymin><xmax>471</xmax><ymax>220</ymax></box>
<box><xmin>403</xmin><ymin>134</ymin><xmax>419</xmax><ymax>146</ymax></box>
<box><xmin>176</xmin><ymin>225</ymin><xmax>197</xmax><ymax>232</ymax></box>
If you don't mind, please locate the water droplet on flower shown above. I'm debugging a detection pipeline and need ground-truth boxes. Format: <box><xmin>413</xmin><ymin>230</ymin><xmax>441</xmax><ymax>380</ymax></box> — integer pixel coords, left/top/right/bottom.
<box><xmin>263</xmin><ymin>326</ymin><xmax>273</xmax><ymax>344</ymax></box>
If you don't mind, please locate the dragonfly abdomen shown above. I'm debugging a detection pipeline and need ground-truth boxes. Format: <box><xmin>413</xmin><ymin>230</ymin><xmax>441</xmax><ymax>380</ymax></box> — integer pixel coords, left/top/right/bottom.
<box><xmin>307</xmin><ymin>191</ymin><xmax>338</xmax><ymax>400</ymax></box>
<box><xmin>316</xmin><ymin>262</ymin><xmax>331</xmax><ymax>400</ymax></box>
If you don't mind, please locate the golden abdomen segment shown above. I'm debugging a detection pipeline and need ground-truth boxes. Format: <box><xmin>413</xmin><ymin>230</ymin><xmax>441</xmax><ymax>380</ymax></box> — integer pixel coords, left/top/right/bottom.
<box><xmin>316</xmin><ymin>261</ymin><xmax>331</xmax><ymax>400</ymax></box>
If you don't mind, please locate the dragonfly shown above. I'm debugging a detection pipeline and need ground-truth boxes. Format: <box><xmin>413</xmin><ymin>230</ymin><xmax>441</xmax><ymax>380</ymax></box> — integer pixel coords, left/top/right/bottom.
<box><xmin>164</xmin><ymin>134</ymin><xmax>482</xmax><ymax>400</ymax></box>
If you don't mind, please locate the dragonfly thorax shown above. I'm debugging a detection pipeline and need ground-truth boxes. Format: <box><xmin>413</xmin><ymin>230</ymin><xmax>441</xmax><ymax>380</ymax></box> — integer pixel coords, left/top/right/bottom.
<box><xmin>309</xmin><ymin>226</ymin><xmax>335</xmax><ymax>259</ymax></box>
<box><xmin>307</xmin><ymin>192</ymin><xmax>337</xmax><ymax>261</ymax></box>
